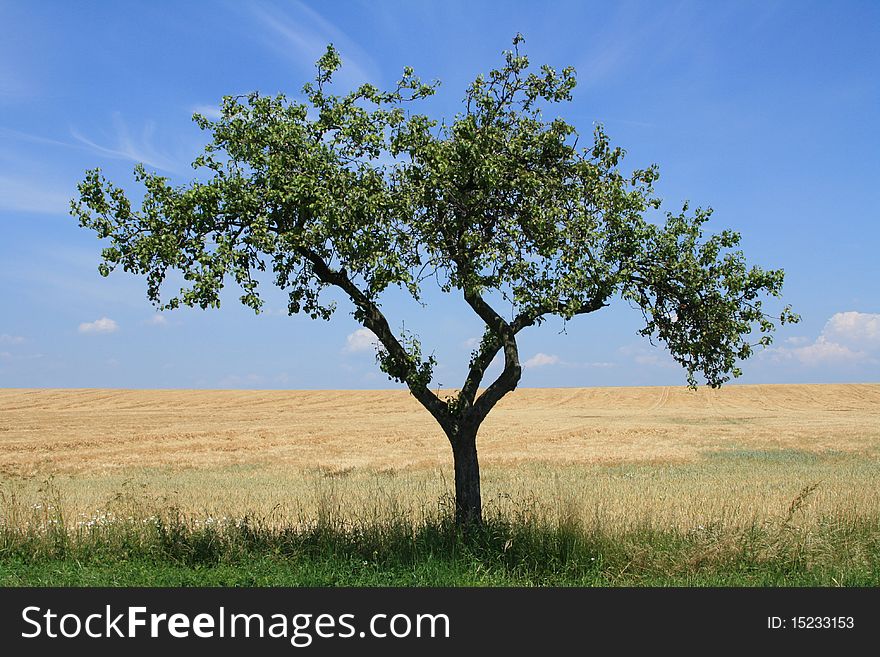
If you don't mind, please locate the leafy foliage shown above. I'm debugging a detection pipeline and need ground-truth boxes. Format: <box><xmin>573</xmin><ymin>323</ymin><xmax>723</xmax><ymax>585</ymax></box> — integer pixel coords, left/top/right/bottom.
<box><xmin>72</xmin><ymin>34</ymin><xmax>797</xmax><ymax>429</ymax></box>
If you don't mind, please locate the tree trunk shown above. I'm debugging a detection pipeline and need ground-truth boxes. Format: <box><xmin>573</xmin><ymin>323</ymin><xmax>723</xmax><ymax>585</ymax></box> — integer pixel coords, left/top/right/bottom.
<box><xmin>450</xmin><ymin>426</ymin><xmax>482</xmax><ymax>527</ymax></box>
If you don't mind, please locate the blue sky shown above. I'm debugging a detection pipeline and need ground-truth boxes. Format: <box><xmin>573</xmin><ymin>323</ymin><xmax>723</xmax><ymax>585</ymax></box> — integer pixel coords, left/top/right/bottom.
<box><xmin>1</xmin><ymin>0</ymin><xmax>878</xmax><ymax>390</ymax></box>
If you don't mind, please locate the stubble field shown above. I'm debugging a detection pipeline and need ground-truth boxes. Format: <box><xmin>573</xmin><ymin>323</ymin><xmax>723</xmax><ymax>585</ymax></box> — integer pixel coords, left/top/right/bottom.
<box><xmin>1</xmin><ymin>384</ymin><xmax>879</xmax><ymax>586</ymax></box>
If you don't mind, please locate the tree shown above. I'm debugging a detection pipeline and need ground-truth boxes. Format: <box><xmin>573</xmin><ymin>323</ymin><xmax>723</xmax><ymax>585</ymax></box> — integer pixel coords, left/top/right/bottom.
<box><xmin>72</xmin><ymin>36</ymin><xmax>798</xmax><ymax>526</ymax></box>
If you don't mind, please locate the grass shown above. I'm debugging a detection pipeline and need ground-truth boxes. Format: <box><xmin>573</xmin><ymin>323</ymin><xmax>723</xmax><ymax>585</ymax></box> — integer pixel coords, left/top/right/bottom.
<box><xmin>3</xmin><ymin>516</ymin><xmax>878</xmax><ymax>586</ymax></box>
<box><xmin>4</xmin><ymin>455</ymin><xmax>879</xmax><ymax>537</ymax></box>
<box><xmin>2</xmin><ymin>475</ymin><xmax>879</xmax><ymax>586</ymax></box>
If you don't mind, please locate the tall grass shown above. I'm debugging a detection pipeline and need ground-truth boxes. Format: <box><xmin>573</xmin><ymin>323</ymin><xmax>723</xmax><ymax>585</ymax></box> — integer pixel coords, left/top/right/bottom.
<box><xmin>2</xmin><ymin>478</ymin><xmax>879</xmax><ymax>586</ymax></box>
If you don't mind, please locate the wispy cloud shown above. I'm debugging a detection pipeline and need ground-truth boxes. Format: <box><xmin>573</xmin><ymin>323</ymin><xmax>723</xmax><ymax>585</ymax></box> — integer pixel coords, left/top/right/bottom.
<box><xmin>575</xmin><ymin>3</ymin><xmax>706</xmax><ymax>91</ymax></box>
<box><xmin>191</xmin><ymin>104</ymin><xmax>223</xmax><ymax>121</ymax></box>
<box><xmin>524</xmin><ymin>352</ymin><xmax>561</xmax><ymax>368</ymax></box>
<box><xmin>0</xmin><ymin>60</ymin><xmax>32</xmax><ymax>103</ymax></box>
<box><xmin>0</xmin><ymin>334</ymin><xmax>25</xmax><ymax>344</ymax></box>
<box><xmin>0</xmin><ymin>246</ymin><xmax>149</xmax><ymax>310</ymax></box>
<box><xmin>618</xmin><ymin>343</ymin><xmax>677</xmax><ymax>369</ymax></box>
<box><xmin>577</xmin><ymin>33</ymin><xmax>636</xmax><ymax>89</ymax></box>
<box><xmin>0</xmin><ymin>175</ymin><xmax>71</xmax><ymax>214</ymax></box>
<box><xmin>0</xmin><ymin>79</ymin><xmax>27</xmax><ymax>102</ymax></box>
<box><xmin>70</xmin><ymin>113</ymin><xmax>184</xmax><ymax>173</ymax></box>
<box><xmin>216</xmin><ymin>372</ymin><xmax>290</xmax><ymax>388</ymax></box>
<box><xmin>218</xmin><ymin>372</ymin><xmax>265</xmax><ymax>387</ymax></box>
<box><xmin>766</xmin><ymin>311</ymin><xmax>879</xmax><ymax>366</ymax></box>
<box><xmin>522</xmin><ymin>353</ymin><xmax>616</xmax><ymax>370</ymax></box>
<box><xmin>78</xmin><ymin>317</ymin><xmax>119</xmax><ymax>334</ymax></box>
<box><xmin>147</xmin><ymin>314</ymin><xmax>168</xmax><ymax>326</ymax></box>
<box><xmin>0</xmin><ymin>126</ymin><xmax>73</xmax><ymax>148</ymax></box>
<box><xmin>2</xmin><ymin>123</ymin><xmax>186</xmax><ymax>176</ymax></box>
<box><xmin>0</xmin><ymin>351</ymin><xmax>44</xmax><ymax>362</ymax></box>
<box><xmin>343</xmin><ymin>328</ymin><xmax>378</xmax><ymax>353</ymax></box>
<box><xmin>247</xmin><ymin>1</ymin><xmax>378</xmax><ymax>87</ymax></box>
<box><xmin>574</xmin><ymin>3</ymin><xmax>657</xmax><ymax>89</ymax></box>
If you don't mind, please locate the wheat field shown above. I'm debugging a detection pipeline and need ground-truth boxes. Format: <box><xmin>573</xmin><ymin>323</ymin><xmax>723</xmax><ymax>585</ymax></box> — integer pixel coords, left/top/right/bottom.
<box><xmin>1</xmin><ymin>384</ymin><xmax>879</xmax><ymax>532</ymax></box>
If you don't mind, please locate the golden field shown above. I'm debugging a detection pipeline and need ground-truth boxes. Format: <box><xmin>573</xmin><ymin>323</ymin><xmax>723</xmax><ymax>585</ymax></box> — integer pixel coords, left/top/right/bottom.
<box><xmin>1</xmin><ymin>384</ymin><xmax>879</xmax><ymax>531</ymax></box>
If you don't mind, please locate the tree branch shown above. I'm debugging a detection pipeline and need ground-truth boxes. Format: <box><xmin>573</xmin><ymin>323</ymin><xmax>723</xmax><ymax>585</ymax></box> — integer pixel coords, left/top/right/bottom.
<box><xmin>512</xmin><ymin>295</ymin><xmax>610</xmax><ymax>332</ymax></box>
<box><xmin>460</xmin><ymin>292</ymin><xmax>610</xmax><ymax>419</ymax></box>
<box><xmin>297</xmin><ymin>246</ymin><xmax>451</xmax><ymax>428</ymax></box>
<box><xmin>462</xmin><ymin>289</ymin><xmax>521</xmax><ymax>425</ymax></box>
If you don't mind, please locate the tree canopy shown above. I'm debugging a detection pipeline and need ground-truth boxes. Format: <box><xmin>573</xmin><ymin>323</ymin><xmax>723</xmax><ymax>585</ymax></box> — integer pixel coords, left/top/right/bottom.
<box><xmin>72</xmin><ymin>36</ymin><xmax>798</xmax><ymax>524</ymax></box>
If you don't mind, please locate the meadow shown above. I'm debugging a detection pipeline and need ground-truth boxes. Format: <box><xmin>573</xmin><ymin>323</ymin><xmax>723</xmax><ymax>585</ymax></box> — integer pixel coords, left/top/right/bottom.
<box><xmin>1</xmin><ymin>384</ymin><xmax>878</xmax><ymax>585</ymax></box>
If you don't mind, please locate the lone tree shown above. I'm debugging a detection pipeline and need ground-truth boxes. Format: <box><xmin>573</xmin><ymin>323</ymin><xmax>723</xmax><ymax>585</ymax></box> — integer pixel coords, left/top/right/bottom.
<box><xmin>72</xmin><ymin>37</ymin><xmax>797</xmax><ymax>526</ymax></box>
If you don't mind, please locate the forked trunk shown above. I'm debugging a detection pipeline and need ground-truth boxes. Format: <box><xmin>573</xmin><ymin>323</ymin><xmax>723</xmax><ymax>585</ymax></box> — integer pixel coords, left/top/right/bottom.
<box><xmin>450</xmin><ymin>426</ymin><xmax>482</xmax><ymax>527</ymax></box>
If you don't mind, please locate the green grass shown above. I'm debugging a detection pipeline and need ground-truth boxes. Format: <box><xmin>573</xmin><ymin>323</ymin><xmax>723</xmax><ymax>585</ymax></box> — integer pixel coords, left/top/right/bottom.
<box><xmin>2</xmin><ymin>507</ymin><xmax>879</xmax><ymax>586</ymax></box>
<box><xmin>704</xmin><ymin>448</ymin><xmax>830</xmax><ymax>464</ymax></box>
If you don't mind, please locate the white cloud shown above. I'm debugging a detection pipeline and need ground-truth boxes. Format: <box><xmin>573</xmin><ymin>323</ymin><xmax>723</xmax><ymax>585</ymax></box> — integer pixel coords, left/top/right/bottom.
<box><xmin>191</xmin><ymin>104</ymin><xmax>223</xmax><ymax>121</ymax></box>
<box><xmin>70</xmin><ymin>113</ymin><xmax>183</xmax><ymax>174</ymax></box>
<box><xmin>78</xmin><ymin>317</ymin><xmax>119</xmax><ymax>334</ymax></box>
<box><xmin>344</xmin><ymin>328</ymin><xmax>379</xmax><ymax>353</ymax></box>
<box><xmin>766</xmin><ymin>311</ymin><xmax>879</xmax><ymax>366</ymax></box>
<box><xmin>0</xmin><ymin>334</ymin><xmax>25</xmax><ymax>344</ymax></box>
<box><xmin>147</xmin><ymin>314</ymin><xmax>168</xmax><ymax>326</ymax></box>
<box><xmin>775</xmin><ymin>337</ymin><xmax>864</xmax><ymax>366</ymax></box>
<box><xmin>0</xmin><ymin>351</ymin><xmax>11</xmax><ymax>360</ymax></box>
<box><xmin>524</xmin><ymin>352</ymin><xmax>561</xmax><ymax>368</ymax></box>
<box><xmin>463</xmin><ymin>337</ymin><xmax>480</xmax><ymax>349</ymax></box>
<box><xmin>823</xmin><ymin>311</ymin><xmax>880</xmax><ymax>346</ymax></box>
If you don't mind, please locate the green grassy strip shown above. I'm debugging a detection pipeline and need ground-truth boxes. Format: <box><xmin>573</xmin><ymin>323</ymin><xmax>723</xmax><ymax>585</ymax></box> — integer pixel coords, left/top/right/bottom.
<box><xmin>1</xmin><ymin>559</ymin><xmax>877</xmax><ymax>587</ymax></box>
<box><xmin>2</xmin><ymin>556</ymin><xmax>879</xmax><ymax>587</ymax></box>
<box><xmin>2</xmin><ymin>513</ymin><xmax>878</xmax><ymax>587</ymax></box>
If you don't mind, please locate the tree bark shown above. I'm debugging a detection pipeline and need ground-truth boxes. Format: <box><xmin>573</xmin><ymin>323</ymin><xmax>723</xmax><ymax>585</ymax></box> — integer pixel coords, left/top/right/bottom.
<box><xmin>449</xmin><ymin>425</ymin><xmax>482</xmax><ymax>527</ymax></box>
